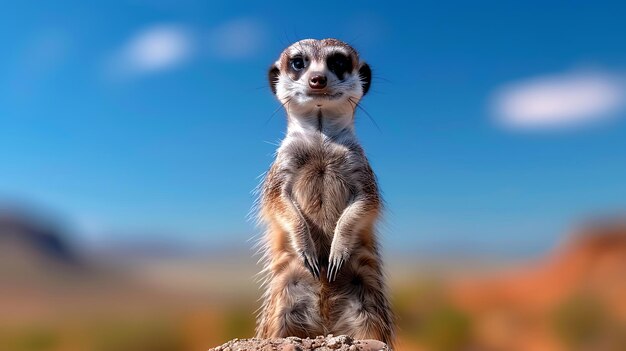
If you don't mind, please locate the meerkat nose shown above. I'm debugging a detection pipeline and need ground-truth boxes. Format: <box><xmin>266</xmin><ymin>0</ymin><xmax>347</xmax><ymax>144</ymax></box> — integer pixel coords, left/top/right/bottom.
<box><xmin>309</xmin><ymin>74</ymin><xmax>327</xmax><ymax>89</ymax></box>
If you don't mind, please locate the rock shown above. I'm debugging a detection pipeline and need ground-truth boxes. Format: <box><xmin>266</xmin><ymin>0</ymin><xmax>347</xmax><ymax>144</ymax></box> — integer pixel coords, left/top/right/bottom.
<box><xmin>355</xmin><ymin>339</ymin><xmax>388</xmax><ymax>351</ymax></box>
<box><xmin>327</xmin><ymin>335</ymin><xmax>353</xmax><ymax>349</ymax></box>
<box><xmin>208</xmin><ymin>335</ymin><xmax>392</xmax><ymax>351</ymax></box>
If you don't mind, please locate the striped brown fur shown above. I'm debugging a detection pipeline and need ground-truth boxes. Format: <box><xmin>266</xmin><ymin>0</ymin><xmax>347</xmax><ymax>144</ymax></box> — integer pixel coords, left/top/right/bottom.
<box><xmin>255</xmin><ymin>39</ymin><xmax>396</xmax><ymax>348</ymax></box>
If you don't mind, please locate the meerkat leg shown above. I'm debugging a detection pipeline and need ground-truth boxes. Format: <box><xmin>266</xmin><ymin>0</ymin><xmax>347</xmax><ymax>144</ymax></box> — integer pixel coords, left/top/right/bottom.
<box><xmin>256</xmin><ymin>252</ymin><xmax>325</xmax><ymax>338</ymax></box>
<box><xmin>328</xmin><ymin>196</ymin><xmax>378</xmax><ymax>281</ymax></box>
<box><xmin>330</xmin><ymin>246</ymin><xmax>396</xmax><ymax>347</ymax></box>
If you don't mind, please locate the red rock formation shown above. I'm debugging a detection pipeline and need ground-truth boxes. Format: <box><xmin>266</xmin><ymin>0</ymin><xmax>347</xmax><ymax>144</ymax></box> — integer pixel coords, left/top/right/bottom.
<box><xmin>451</xmin><ymin>220</ymin><xmax>626</xmax><ymax>351</ymax></box>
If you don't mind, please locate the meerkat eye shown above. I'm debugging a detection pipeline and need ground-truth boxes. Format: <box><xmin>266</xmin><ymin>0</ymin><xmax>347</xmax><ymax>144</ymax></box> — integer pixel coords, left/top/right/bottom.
<box><xmin>290</xmin><ymin>57</ymin><xmax>305</xmax><ymax>71</ymax></box>
<box><xmin>327</xmin><ymin>53</ymin><xmax>353</xmax><ymax>79</ymax></box>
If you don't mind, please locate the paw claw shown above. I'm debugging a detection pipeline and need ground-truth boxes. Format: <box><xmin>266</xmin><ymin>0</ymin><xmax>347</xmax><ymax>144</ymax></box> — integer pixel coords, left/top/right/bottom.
<box><xmin>301</xmin><ymin>251</ymin><xmax>320</xmax><ymax>279</ymax></box>
<box><xmin>327</xmin><ymin>256</ymin><xmax>345</xmax><ymax>282</ymax></box>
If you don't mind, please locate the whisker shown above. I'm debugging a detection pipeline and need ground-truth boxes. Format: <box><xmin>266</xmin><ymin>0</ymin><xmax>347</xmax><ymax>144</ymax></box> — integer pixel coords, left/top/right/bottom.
<box><xmin>347</xmin><ymin>96</ymin><xmax>357</xmax><ymax>109</ymax></box>
<box><xmin>346</xmin><ymin>33</ymin><xmax>363</xmax><ymax>46</ymax></box>
<box><xmin>372</xmin><ymin>75</ymin><xmax>392</xmax><ymax>83</ymax></box>
<box><xmin>264</xmin><ymin>98</ymin><xmax>291</xmax><ymax>126</ymax></box>
<box><xmin>349</xmin><ymin>97</ymin><xmax>382</xmax><ymax>133</ymax></box>
<box><xmin>279</xmin><ymin>29</ymin><xmax>291</xmax><ymax>48</ymax></box>
<box><xmin>347</xmin><ymin>98</ymin><xmax>358</xmax><ymax>121</ymax></box>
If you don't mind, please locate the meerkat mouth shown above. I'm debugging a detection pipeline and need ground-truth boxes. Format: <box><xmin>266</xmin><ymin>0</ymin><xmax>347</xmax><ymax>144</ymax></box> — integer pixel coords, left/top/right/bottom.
<box><xmin>300</xmin><ymin>91</ymin><xmax>344</xmax><ymax>101</ymax></box>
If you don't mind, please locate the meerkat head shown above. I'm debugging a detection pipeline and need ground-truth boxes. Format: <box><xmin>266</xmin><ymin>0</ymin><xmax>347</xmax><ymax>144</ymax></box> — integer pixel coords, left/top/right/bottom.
<box><xmin>268</xmin><ymin>38</ymin><xmax>371</xmax><ymax>118</ymax></box>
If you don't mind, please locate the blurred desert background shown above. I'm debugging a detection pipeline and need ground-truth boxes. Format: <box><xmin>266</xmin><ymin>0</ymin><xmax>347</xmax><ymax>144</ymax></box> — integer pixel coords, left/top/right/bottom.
<box><xmin>2</xmin><ymin>207</ymin><xmax>626</xmax><ymax>351</ymax></box>
<box><xmin>2</xmin><ymin>1</ymin><xmax>626</xmax><ymax>351</ymax></box>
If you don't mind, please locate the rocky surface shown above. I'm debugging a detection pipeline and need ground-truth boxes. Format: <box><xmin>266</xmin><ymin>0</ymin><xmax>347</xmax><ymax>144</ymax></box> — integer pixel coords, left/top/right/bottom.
<box><xmin>209</xmin><ymin>335</ymin><xmax>391</xmax><ymax>351</ymax></box>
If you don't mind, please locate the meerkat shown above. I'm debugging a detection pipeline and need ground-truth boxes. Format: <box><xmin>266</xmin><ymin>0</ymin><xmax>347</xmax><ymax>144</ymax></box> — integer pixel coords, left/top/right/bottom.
<box><xmin>255</xmin><ymin>38</ymin><xmax>396</xmax><ymax>347</ymax></box>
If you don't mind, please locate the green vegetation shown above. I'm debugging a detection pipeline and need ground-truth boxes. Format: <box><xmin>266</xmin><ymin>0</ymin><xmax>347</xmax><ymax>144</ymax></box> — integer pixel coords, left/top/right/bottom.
<box><xmin>552</xmin><ymin>294</ymin><xmax>608</xmax><ymax>349</ymax></box>
<box><xmin>417</xmin><ymin>304</ymin><xmax>471</xmax><ymax>351</ymax></box>
<box><xmin>223</xmin><ymin>306</ymin><xmax>256</xmax><ymax>341</ymax></box>
<box><xmin>393</xmin><ymin>280</ymin><xmax>472</xmax><ymax>351</ymax></box>
<box><xmin>0</xmin><ymin>327</ymin><xmax>59</xmax><ymax>351</ymax></box>
<box><xmin>91</xmin><ymin>320</ymin><xmax>185</xmax><ymax>351</ymax></box>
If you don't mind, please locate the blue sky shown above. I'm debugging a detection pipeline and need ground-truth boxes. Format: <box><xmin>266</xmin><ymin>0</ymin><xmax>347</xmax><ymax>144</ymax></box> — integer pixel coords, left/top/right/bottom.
<box><xmin>1</xmin><ymin>1</ymin><xmax>625</xmax><ymax>253</ymax></box>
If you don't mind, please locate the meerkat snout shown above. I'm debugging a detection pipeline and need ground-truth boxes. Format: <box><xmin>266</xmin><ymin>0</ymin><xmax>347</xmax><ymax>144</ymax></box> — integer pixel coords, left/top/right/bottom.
<box><xmin>308</xmin><ymin>74</ymin><xmax>327</xmax><ymax>89</ymax></box>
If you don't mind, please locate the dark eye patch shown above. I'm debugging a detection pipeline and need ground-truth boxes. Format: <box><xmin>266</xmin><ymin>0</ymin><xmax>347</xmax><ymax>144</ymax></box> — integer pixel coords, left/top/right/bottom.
<box><xmin>327</xmin><ymin>53</ymin><xmax>353</xmax><ymax>80</ymax></box>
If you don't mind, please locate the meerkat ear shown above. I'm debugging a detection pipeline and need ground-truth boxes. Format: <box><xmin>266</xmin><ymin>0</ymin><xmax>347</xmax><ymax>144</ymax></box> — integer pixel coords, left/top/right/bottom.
<box><xmin>359</xmin><ymin>63</ymin><xmax>372</xmax><ymax>96</ymax></box>
<box><xmin>268</xmin><ymin>64</ymin><xmax>280</xmax><ymax>95</ymax></box>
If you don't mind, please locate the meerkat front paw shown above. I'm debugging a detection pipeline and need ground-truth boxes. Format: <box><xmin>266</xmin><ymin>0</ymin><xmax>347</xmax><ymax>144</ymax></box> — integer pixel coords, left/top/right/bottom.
<box><xmin>327</xmin><ymin>246</ymin><xmax>349</xmax><ymax>282</ymax></box>
<box><xmin>299</xmin><ymin>247</ymin><xmax>320</xmax><ymax>279</ymax></box>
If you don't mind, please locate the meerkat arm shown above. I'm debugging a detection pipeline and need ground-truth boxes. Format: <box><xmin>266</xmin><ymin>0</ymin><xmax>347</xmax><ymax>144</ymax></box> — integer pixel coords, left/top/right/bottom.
<box><xmin>328</xmin><ymin>194</ymin><xmax>379</xmax><ymax>282</ymax></box>
<box><xmin>262</xmin><ymin>164</ymin><xmax>321</xmax><ymax>279</ymax></box>
<box><xmin>276</xmin><ymin>185</ymin><xmax>321</xmax><ymax>279</ymax></box>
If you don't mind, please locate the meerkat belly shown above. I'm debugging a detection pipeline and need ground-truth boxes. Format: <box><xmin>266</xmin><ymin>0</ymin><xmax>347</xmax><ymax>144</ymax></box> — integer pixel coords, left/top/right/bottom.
<box><xmin>291</xmin><ymin>155</ymin><xmax>353</xmax><ymax>236</ymax></box>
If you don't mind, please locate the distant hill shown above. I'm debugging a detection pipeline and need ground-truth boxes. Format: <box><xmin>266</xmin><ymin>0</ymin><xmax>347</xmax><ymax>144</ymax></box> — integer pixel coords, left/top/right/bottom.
<box><xmin>451</xmin><ymin>219</ymin><xmax>626</xmax><ymax>351</ymax></box>
<box><xmin>0</xmin><ymin>209</ymin><xmax>82</xmax><ymax>281</ymax></box>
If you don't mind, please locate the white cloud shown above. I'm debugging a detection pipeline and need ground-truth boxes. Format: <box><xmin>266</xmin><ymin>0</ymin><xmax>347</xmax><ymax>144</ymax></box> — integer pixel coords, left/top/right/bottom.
<box><xmin>207</xmin><ymin>18</ymin><xmax>267</xmax><ymax>59</ymax></box>
<box><xmin>108</xmin><ymin>24</ymin><xmax>193</xmax><ymax>77</ymax></box>
<box><xmin>491</xmin><ymin>71</ymin><xmax>626</xmax><ymax>129</ymax></box>
<box><xmin>104</xmin><ymin>19</ymin><xmax>267</xmax><ymax>80</ymax></box>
